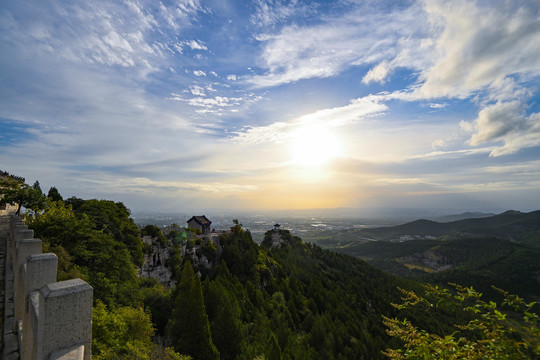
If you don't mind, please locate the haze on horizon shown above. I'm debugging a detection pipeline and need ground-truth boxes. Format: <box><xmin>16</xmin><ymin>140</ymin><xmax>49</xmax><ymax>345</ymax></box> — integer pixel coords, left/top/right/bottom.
<box><xmin>1</xmin><ymin>0</ymin><xmax>540</xmax><ymax>215</ymax></box>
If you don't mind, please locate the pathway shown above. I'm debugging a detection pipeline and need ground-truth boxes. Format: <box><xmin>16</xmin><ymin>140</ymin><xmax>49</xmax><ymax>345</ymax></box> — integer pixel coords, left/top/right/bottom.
<box><xmin>0</xmin><ymin>216</ymin><xmax>20</xmax><ymax>359</ymax></box>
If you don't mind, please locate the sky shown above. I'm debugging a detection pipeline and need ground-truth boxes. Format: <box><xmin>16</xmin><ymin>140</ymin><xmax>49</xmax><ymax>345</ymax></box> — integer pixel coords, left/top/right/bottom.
<box><xmin>1</xmin><ymin>0</ymin><xmax>540</xmax><ymax>215</ymax></box>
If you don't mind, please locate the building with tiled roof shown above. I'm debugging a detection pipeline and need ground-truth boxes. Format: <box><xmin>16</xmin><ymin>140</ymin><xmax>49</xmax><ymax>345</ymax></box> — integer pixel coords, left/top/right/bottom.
<box><xmin>187</xmin><ymin>215</ymin><xmax>212</xmax><ymax>235</ymax></box>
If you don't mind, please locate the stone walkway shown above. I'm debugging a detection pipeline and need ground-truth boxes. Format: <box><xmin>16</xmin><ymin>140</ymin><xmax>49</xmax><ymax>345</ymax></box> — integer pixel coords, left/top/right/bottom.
<box><xmin>0</xmin><ymin>216</ymin><xmax>20</xmax><ymax>359</ymax></box>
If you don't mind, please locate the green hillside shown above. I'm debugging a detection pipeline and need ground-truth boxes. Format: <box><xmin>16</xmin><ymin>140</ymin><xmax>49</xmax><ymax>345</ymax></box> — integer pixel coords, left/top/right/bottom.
<box><xmin>331</xmin><ymin>237</ymin><xmax>540</xmax><ymax>301</ymax></box>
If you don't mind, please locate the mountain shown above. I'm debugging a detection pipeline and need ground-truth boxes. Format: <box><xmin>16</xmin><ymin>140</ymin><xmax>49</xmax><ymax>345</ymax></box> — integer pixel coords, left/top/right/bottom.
<box><xmin>318</xmin><ymin>210</ymin><xmax>540</xmax><ymax>302</ymax></box>
<box><xmin>428</xmin><ymin>211</ymin><xmax>495</xmax><ymax>222</ymax></box>
<box><xmin>332</xmin><ymin>209</ymin><xmax>540</xmax><ymax>245</ymax></box>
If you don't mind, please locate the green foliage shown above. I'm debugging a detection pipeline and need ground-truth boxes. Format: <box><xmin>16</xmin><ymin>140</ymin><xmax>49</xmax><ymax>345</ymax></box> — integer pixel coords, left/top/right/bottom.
<box><xmin>332</xmin><ymin>236</ymin><xmax>540</xmax><ymax>301</ymax></box>
<box><xmin>203</xmin><ymin>279</ymin><xmax>244</xmax><ymax>360</ymax></box>
<box><xmin>167</xmin><ymin>228</ymin><xmax>187</xmax><ymax>246</ymax></box>
<box><xmin>92</xmin><ymin>300</ymin><xmax>187</xmax><ymax>360</ymax></box>
<box><xmin>47</xmin><ymin>186</ymin><xmax>63</xmax><ymax>202</ymax></box>
<box><xmin>92</xmin><ymin>300</ymin><xmax>154</xmax><ymax>359</ymax></box>
<box><xmin>266</xmin><ymin>333</ymin><xmax>283</xmax><ymax>360</ymax></box>
<box><xmin>69</xmin><ymin>198</ymin><xmax>145</xmax><ymax>266</ymax></box>
<box><xmin>382</xmin><ymin>284</ymin><xmax>540</xmax><ymax>359</ymax></box>
<box><xmin>167</xmin><ymin>261</ymin><xmax>220</xmax><ymax>360</ymax></box>
<box><xmin>142</xmin><ymin>224</ymin><xmax>170</xmax><ymax>246</ymax></box>
<box><xmin>27</xmin><ymin>199</ymin><xmax>140</xmax><ymax>307</ymax></box>
<box><xmin>0</xmin><ymin>177</ymin><xmax>47</xmax><ymax>215</ymax></box>
<box><xmin>187</xmin><ymin>227</ymin><xmax>202</xmax><ymax>235</ymax></box>
<box><xmin>201</xmin><ymin>242</ymin><xmax>217</xmax><ymax>262</ymax></box>
<box><xmin>191</xmin><ymin>227</ymin><xmax>414</xmax><ymax>359</ymax></box>
<box><xmin>166</xmin><ymin>245</ymin><xmax>184</xmax><ymax>281</ymax></box>
<box><xmin>139</xmin><ymin>278</ymin><xmax>174</xmax><ymax>336</ymax></box>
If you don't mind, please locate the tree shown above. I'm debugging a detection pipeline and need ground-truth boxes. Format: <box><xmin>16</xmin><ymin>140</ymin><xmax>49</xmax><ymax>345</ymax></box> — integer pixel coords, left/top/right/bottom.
<box><xmin>204</xmin><ymin>280</ymin><xmax>244</xmax><ymax>360</ymax></box>
<box><xmin>27</xmin><ymin>199</ymin><xmax>140</xmax><ymax>307</ymax></box>
<box><xmin>71</xmin><ymin>199</ymin><xmax>144</xmax><ymax>266</ymax></box>
<box><xmin>382</xmin><ymin>284</ymin><xmax>539</xmax><ymax>359</ymax></box>
<box><xmin>0</xmin><ymin>178</ymin><xmax>46</xmax><ymax>215</ymax></box>
<box><xmin>167</xmin><ymin>261</ymin><xmax>220</xmax><ymax>360</ymax></box>
<box><xmin>92</xmin><ymin>300</ymin><xmax>189</xmax><ymax>360</ymax></box>
<box><xmin>47</xmin><ymin>186</ymin><xmax>63</xmax><ymax>202</ymax></box>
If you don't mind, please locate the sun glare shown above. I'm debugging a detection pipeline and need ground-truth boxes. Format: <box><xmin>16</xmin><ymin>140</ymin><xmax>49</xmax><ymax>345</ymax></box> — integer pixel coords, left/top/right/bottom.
<box><xmin>289</xmin><ymin>125</ymin><xmax>340</xmax><ymax>167</ymax></box>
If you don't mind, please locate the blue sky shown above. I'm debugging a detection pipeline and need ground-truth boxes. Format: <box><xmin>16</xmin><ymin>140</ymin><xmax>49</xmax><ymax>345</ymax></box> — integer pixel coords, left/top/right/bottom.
<box><xmin>1</xmin><ymin>0</ymin><xmax>540</xmax><ymax>214</ymax></box>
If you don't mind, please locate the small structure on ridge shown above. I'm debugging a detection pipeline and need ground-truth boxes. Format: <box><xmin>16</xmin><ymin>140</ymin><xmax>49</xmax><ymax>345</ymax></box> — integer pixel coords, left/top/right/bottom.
<box><xmin>187</xmin><ymin>215</ymin><xmax>212</xmax><ymax>235</ymax></box>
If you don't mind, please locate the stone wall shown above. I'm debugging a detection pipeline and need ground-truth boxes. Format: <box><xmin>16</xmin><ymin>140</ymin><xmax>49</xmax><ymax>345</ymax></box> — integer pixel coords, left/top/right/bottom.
<box><xmin>1</xmin><ymin>215</ymin><xmax>93</xmax><ymax>360</ymax></box>
<box><xmin>0</xmin><ymin>202</ymin><xmax>18</xmax><ymax>216</ymax></box>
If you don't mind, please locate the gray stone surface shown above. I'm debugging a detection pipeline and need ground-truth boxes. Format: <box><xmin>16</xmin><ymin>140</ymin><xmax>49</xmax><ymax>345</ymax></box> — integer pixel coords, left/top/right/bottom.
<box><xmin>3</xmin><ymin>332</ymin><xmax>20</xmax><ymax>358</ymax></box>
<box><xmin>2</xmin><ymin>215</ymin><xmax>93</xmax><ymax>360</ymax></box>
<box><xmin>40</xmin><ymin>279</ymin><xmax>93</xmax><ymax>360</ymax></box>
<box><xmin>49</xmin><ymin>344</ymin><xmax>85</xmax><ymax>360</ymax></box>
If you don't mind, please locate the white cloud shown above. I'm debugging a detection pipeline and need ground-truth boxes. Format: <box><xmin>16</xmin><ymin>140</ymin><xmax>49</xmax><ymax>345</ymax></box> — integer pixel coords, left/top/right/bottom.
<box><xmin>362</xmin><ymin>60</ymin><xmax>392</xmax><ymax>84</ymax></box>
<box><xmin>246</xmin><ymin>3</ymin><xmax>426</xmax><ymax>87</ymax></box>
<box><xmin>483</xmin><ymin>160</ymin><xmax>540</xmax><ymax>175</ymax></box>
<box><xmin>232</xmin><ymin>95</ymin><xmax>387</xmax><ymax>144</ymax></box>
<box><xmin>468</xmin><ymin>101</ymin><xmax>525</xmax><ymax>146</ymax></box>
<box><xmin>190</xmin><ymin>85</ymin><xmax>206</xmax><ymax>96</ymax></box>
<box><xmin>427</xmin><ymin>103</ymin><xmax>448</xmax><ymax>110</ymax></box>
<box><xmin>462</xmin><ymin>101</ymin><xmax>540</xmax><ymax>156</ymax></box>
<box><xmin>113</xmin><ymin>177</ymin><xmax>257</xmax><ymax>194</ymax></box>
<box><xmin>417</xmin><ymin>0</ymin><xmax>540</xmax><ymax>99</ymax></box>
<box><xmin>185</xmin><ymin>39</ymin><xmax>208</xmax><ymax>50</ymax></box>
<box><xmin>0</xmin><ymin>0</ymin><xmax>212</xmax><ymax>79</ymax></box>
<box><xmin>250</xmin><ymin>0</ymin><xmax>316</xmax><ymax>26</ymax></box>
<box><xmin>227</xmin><ymin>75</ymin><xmax>237</xmax><ymax>81</ymax></box>
<box><xmin>188</xmin><ymin>96</ymin><xmax>241</xmax><ymax>108</ymax></box>
<box><xmin>194</xmin><ymin>70</ymin><xmax>207</xmax><ymax>76</ymax></box>
<box><xmin>168</xmin><ymin>91</ymin><xmax>263</xmax><ymax>115</ymax></box>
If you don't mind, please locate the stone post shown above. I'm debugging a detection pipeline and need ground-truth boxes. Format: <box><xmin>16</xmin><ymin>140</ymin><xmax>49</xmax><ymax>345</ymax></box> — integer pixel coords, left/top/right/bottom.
<box><xmin>34</xmin><ymin>279</ymin><xmax>93</xmax><ymax>360</ymax></box>
<box><xmin>14</xmin><ymin>239</ymin><xmax>42</xmax><ymax>327</ymax></box>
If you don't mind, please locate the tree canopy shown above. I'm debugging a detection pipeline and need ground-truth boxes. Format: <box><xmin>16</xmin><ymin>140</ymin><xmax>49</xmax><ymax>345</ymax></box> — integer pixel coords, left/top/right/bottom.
<box><xmin>0</xmin><ymin>178</ymin><xmax>46</xmax><ymax>215</ymax></box>
<box><xmin>383</xmin><ymin>284</ymin><xmax>539</xmax><ymax>359</ymax></box>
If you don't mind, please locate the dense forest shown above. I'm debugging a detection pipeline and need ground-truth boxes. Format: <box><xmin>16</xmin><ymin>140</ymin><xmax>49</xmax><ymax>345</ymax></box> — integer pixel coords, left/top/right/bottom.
<box><xmin>27</xmin><ymin>197</ymin><xmax>413</xmax><ymax>359</ymax></box>
<box><xmin>1</xmin><ymin>178</ymin><xmax>537</xmax><ymax>359</ymax></box>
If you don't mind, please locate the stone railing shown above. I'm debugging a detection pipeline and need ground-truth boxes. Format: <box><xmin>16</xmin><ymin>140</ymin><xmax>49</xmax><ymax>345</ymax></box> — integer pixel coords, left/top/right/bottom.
<box><xmin>2</xmin><ymin>215</ymin><xmax>93</xmax><ymax>360</ymax></box>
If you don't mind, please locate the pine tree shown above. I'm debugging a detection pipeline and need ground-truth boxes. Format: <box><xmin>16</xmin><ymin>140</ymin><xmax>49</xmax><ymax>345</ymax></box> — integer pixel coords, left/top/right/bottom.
<box><xmin>205</xmin><ymin>281</ymin><xmax>243</xmax><ymax>360</ymax></box>
<box><xmin>167</xmin><ymin>261</ymin><xmax>220</xmax><ymax>360</ymax></box>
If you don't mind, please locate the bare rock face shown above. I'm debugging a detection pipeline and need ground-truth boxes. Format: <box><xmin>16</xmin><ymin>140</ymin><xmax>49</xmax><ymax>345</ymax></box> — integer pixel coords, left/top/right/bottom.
<box><xmin>139</xmin><ymin>235</ymin><xmax>175</xmax><ymax>287</ymax></box>
<box><xmin>402</xmin><ymin>250</ymin><xmax>454</xmax><ymax>272</ymax></box>
<box><xmin>270</xmin><ymin>232</ymin><xmax>284</xmax><ymax>248</ymax></box>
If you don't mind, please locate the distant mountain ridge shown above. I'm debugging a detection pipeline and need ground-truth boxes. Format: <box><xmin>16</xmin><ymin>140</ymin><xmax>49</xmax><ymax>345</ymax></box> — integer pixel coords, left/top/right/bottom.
<box><xmin>428</xmin><ymin>211</ymin><xmax>495</xmax><ymax>222</ymax></box>
<box><xmin>357</xmin><ymin>209</ymin><xmax>540</xmax><ymax>245</ymax></box>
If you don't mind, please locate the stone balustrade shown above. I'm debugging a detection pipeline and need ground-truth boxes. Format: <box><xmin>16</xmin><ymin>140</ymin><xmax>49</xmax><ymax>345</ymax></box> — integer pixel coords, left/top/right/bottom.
<box><xmin>1</xmin><ymin>215</ymin><xmax>93</xmax><ymax>360</ymax></box>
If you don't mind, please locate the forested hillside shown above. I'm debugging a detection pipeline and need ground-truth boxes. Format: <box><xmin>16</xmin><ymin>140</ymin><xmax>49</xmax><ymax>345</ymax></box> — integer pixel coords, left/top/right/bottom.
<box><xmin>24</xmin><ymin>196</ymin><xmax>422</xmax><ymax>359</ymax></box>
<box><xmin>21</xmin><ymin>192</ymin><xmax>539</xmax><ymax>359</ymax></box>
<box><xmin>345</xmin><ymin>237</ymin><xmax>540</xmax><ymax>301</ymax></box>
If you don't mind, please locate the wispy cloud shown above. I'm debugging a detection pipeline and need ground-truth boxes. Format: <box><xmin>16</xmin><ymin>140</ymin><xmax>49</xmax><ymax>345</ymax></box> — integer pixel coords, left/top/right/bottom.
<box><xmin>168</xmin><ymin>92</ymin><xmax>263</xmax><ymax>115</ymax></box>
<box><xmin>232</xmin><ymin>95</ymin><xmax>387</xmax><ymax>144</ymax></box>
<box><xmin>246</xmin><ymin>3</ymin><xmax>426</xmax><ymax>87</ymax></box>
<box><xmin>107</xmin><ymin>177</ymin><xmax>258</xmax><ymax>194</ymax></box>
<box><xmin>250</xmin><ymin>0</ymin><xmax>317</xmax><ymax>27</ymax></box>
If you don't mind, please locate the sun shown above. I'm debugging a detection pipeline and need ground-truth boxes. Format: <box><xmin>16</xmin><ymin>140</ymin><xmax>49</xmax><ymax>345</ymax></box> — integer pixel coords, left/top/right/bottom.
<box><xmin>289</xmin><ymin>125</ymin><xmax>340</xmax><ymax>167</ymax></box>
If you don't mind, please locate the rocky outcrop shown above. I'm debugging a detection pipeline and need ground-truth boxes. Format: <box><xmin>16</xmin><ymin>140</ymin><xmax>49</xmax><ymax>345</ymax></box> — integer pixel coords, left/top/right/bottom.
<box><xmin>401</xmin><ymin>250</ymin><xmax>453</xmax><ymax>272</ymax></box>
<box><xmin>139</xmin><ymin>235</ymin><xmax>174</xmax><ymax>288</ymax></box>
